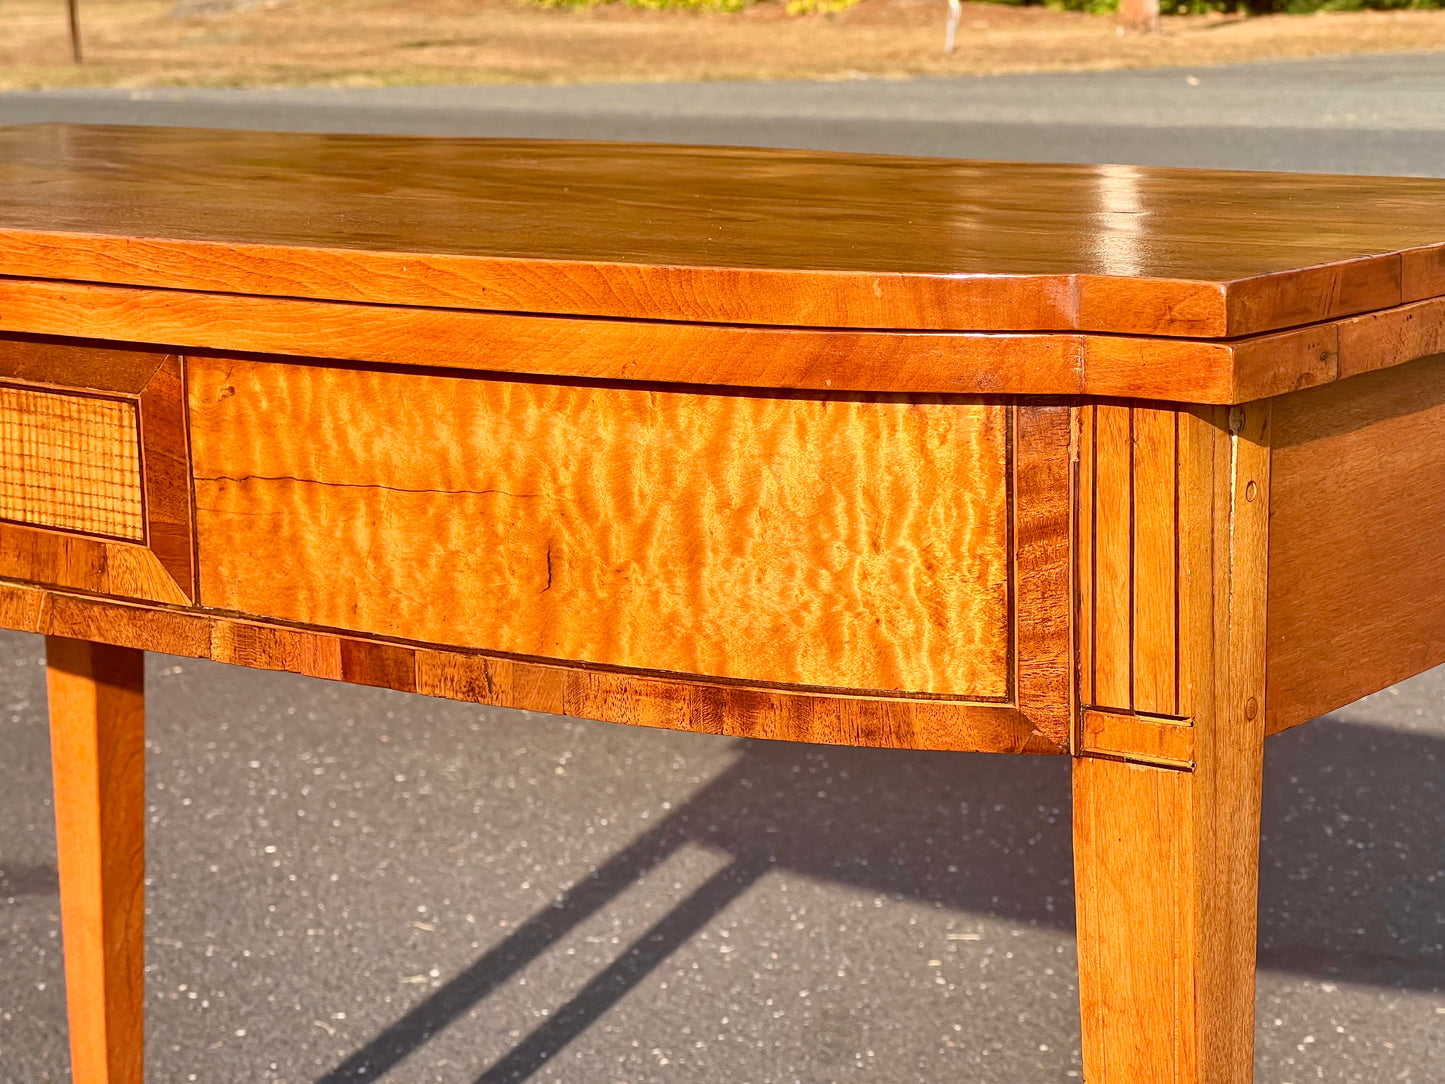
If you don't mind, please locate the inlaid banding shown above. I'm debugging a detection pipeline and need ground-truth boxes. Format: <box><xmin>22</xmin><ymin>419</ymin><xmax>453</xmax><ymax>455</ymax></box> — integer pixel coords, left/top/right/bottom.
<box><xmin>0</xmin><ymin>384</ymin><xmax>145</xmax><ymax>542</ymax></box>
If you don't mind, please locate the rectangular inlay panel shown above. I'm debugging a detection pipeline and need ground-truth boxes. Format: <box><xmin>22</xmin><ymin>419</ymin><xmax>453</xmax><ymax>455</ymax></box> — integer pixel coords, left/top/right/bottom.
<box><xmin>0</xmin><ymin>385</ymin><xmax>144</xmax><ymax>542</ymax></box>
<box><xmin>1079</xmin><ymin>401</ymin><xmax>1216</xmax><ymax>721</ymax></box>
<box><xmin>189</xmin><ymin>357</ymin><xmax>1012</xmax><ymax>697</ymax></box>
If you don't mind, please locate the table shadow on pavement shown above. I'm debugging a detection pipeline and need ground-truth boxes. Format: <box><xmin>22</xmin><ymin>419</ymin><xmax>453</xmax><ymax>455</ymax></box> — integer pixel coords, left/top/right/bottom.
<box><xmin>306</xmin><ymin>710</ymin><xmax>1443</xmax><ymax>1083</ymax></box>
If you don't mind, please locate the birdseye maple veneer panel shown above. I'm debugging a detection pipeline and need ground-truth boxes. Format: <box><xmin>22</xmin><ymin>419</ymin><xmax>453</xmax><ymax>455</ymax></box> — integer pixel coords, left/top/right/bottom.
<box><xmin>10</xmin><ymin>124</ymin><xmax>1445</xmax><ymax>339</ymax></box>
<box><xmin>187</xmin><ymin>356</ymin><xmax>1016</xmax><ymax>699</ymax></box>
<box><xmin>0</xmin><ymin>385</ymin><xmax>143</xmax><ymax>542</ymax></box>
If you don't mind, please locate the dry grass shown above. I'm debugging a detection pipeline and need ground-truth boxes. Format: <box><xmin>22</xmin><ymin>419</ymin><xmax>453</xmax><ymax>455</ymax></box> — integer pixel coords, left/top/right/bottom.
<box><xmin>7</xmin><ymin>0</ymin><xmax>1445</xmax><ymax>89</ymax></box>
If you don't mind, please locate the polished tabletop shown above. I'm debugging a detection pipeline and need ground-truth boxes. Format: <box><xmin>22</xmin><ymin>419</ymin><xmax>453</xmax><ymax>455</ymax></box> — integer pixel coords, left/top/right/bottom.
<box><xmin>5</xmin><ymin>123</ymin><xmax>1445</xmax><ymax>337</ymax></box>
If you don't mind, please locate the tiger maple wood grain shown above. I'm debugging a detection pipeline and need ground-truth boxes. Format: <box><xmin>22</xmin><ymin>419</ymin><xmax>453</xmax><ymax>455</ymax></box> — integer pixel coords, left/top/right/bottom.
<box><xmin>1267</xmin><ymin>353</ymin><xmax>1445</xmax><ymax>733</ymax></box>
<box><xmin>0</xmin><ymin>342</ymin><xmax>195</xmax><ymax>606</ymax></box>
<box><xmin>21</xmin><ymin>125</ymin><xmax>1445</xmax><ymax>1084</ymax></box>
<box><xmin>189</xmin><ymin>358</ymin><xmax>1012</xmax><ymax>697</ymax></box>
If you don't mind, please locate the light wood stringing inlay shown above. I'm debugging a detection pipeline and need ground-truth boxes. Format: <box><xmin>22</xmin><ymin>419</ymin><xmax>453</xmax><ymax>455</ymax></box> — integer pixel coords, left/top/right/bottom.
<box><xmin>189</xmin><ymin>359</ymin><xmax>1013</xmax><ymax>697</ymax></box>
<box><xmin>0</xmin><ymin>385</ymin><xmax>143</xmax><ymax>542</ymax></box>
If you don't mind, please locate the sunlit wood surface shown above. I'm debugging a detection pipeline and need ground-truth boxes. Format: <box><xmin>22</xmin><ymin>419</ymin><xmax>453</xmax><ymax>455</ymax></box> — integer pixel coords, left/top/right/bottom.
<box><xmin>6</xmin><ymin>123</ymin><xmax>1445</xmax><ymax>337</ymax></box>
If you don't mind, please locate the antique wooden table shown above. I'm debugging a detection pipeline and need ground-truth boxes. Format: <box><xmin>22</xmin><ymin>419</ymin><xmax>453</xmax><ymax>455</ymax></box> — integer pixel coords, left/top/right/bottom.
<box><xmin>4</xmin><ymin>123</ymin><xmax>1445</xmax><ymax>1083</ymax></box>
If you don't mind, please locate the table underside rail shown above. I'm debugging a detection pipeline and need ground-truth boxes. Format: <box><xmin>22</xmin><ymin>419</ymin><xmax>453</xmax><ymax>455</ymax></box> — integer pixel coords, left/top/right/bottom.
<box><xmin>0</xmin><ymin>334</ymin><xmax>1074</xmax><ymax>753</ymax></box>
<box><xmin>5</xmin><ymin>331</ymin><xmax>1445</xmax><ymax>752</ymax></box>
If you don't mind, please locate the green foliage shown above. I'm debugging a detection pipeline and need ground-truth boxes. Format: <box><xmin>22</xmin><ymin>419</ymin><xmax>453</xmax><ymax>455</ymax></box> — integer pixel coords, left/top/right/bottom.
<box><xmin>1043</xmin><ymin>0</ymin><xmax>1118</xmax><ymax>13</ymax></box>
<box><xmin>786</xmin><ymin>0</ymin><xmax>862</xmax><ymax>12</ymax></box>
<box><xmin>534</xmin><ymin>0</ymin><xmax>741</xmax><ymax>10</ymax></box>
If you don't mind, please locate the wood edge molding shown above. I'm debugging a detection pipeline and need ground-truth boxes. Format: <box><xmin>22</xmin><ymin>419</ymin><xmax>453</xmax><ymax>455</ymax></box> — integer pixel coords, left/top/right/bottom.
<box><xmin>0</xmin><ymin>580</ymin><xmax>1068</xmax><ymax>755</ymax></box>
<box><xmin>0</xmin><ymin>524</ymin><xmax>190</xmax><ymax>608</ymax></box>
<box><xmin>1223</xmin><ymin>254</ymin><xmax>1404</xmax><ymax>339</ymax></box>
<box><xmin>0</xmin><ymin>228</ymin><xmax>1082</xmax><ymax>334</ymax></box>
<box><xmin>136</xmin><ymin>355</ymin><xmax>196</xmax><ymax>603</ymax></box>
<box><xmin>0</xmin><ymin>334</ymin><xmax>167</xmax><ymax>395</ymax></box>
<box><xmin>1</xmin><ymin>230</ymin><xmax>1231</xmax><ymax>338</ymax></box>
<box><xmin>1402</xmin><ymin>242</ymin><xmax>1445</xmax><ymax>304</ymax></box>
<box><xmin>12</xmin><ymin>227</ymin><xmax>1432</xmax><ymax>344</ymax></box>
<box><xmin>1078</xmin><ymin>707</ymin><xmax>1194</xmax><ymax>770</ymax></box>
<box><xmin>1072</xmin><ymin>274</ymin><xmax>1229</xmax><ymax>339</ymax></box>
<box><xmin>8</xmin><ymin>277</ymin><xmax>1445</xmax><ymax>404</ymax></box>
<box><xmin>1228</xmin><ymin>323</ymin><xmax>1340</xmax><ymax>402</ymax></box>
<box><xmin>1014</xmin><ymin>402</ymin><xmax>1075</xmax><ymax>749</ymax></box>
<box><xmin>0</xmin><ymin>277</ymin><xmax>1099</xmax><ymax>397</ymax></box>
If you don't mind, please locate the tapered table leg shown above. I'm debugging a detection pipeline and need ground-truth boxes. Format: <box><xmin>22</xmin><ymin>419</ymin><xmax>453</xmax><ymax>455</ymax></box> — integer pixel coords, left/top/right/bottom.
<box><xmin>1073</xmin><ymin>752</ymin><xmax>1263</xmax><ymax>1084</ymax></box>
<box><xmin>47</xmin><ymin>637</ymin><xmax>146</xmax><ymax>1084</ymax></box>
<box><xmin>1073</xmin><ymin>401</ymin><xmax>1271</xmax><ymax>1083</ymax></box>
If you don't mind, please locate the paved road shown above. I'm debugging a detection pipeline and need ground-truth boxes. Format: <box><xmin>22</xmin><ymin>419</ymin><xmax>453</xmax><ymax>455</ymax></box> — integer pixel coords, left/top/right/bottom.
<box><xmin>7</xmin><ymin>53</ymin><xmax>1445</xmax><ymax>173</ymax></box>
<box><xmin>1</xmin><ymin>55</ymin><xmax>1444</xmax><ymax>1084</ymax></box>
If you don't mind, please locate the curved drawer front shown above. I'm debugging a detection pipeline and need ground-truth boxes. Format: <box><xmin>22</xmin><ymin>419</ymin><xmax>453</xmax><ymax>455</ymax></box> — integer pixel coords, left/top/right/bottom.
<box><xmin>188</xmin><ymin>356</ymin><xmax>1013</xmax><ymax>700</ymax></box>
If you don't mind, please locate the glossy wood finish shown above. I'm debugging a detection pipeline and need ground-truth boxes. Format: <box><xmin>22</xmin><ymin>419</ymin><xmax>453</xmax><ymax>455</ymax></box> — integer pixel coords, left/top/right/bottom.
<box><xmin>0</xmin><ymin>582</ymin><xmax>1064</xmax><ymax>755</ymax></box>
<box><xmin>8</xmin><ymin>124</ymin><xmax>1445</xmax><ymax>340</ymax></box>
<box><xmin>46</xmin><ymin>636</ymin><xmax>146</xmax><ymax>1084</ymax></box>
<box><xmin>1077</xmin><ymin>401</ymin><xmax>1214</xmax><ymax>721</ymax></box>
<box><xmin>9</xmin><ymin>130</ymin><xmax>1445</xmax><ymax>1084</ymax></box>
<box><xmin>188</xmin><ymin>355</ymin><xmax>1013</xmax><ymax>698</ymax></box>
<box><xmin>1266</xmin><ymin>353</ymin><xmax>1445</xmax><ymax>733</ymax></box>
<box><xmin>0</xmin><ymin>337</ymin><xmax>1078</xmax><ymax>753</ymax></box>
<box><xmin>0</xmin><ymin>386</ymin><xmax>143</xmax><ymax>541</ymax></box>
<box><xmin>1078</xmin><ymin>707</ymin><xmax>1194</xmax><ymax>769</ymax></box>
<box><xmin>0</xmin><ymin>348</ymin><xmax>194</xmax><ymax>606</ymax></box>
<box><xmin>1013</xmin><ymin>403</ymin><xmax>1075</xmax><ymax>746</ymax></box>
<box><xmin>6</xmin><ymin>277</ymin><xmax>1445</xmax><ymax>404</ymax></box>
<box><xmin>1075</xmin><ymin>401</ymin><xmax>1270</xmax><ymax>1084</ymax></box>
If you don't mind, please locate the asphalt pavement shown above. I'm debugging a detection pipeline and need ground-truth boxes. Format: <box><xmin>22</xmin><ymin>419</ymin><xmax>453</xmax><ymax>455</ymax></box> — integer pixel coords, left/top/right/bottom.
<box><xmin>7</xmin><ymin>53</ymin><xmax>1445</xmax><ymax>172</ymax></box>
<box><xmin>1</xmin><ymin>53</ymin><xmax>1444</xmax><ymax>1084</ymax></box>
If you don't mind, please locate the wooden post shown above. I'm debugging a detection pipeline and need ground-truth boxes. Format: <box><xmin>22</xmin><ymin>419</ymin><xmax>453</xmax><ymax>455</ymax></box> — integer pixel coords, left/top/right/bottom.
<box><xmin>48</xmin><ymin>637</ymin><xmax>146</xmax><ymax>1084</ymax></box>
<box><xmin>67</xmin><ymin>0</ymin><xmax>83</xmax><ymax>63</ymax></box>
<box><xmin>1074</xmin><ymin>403</ymin><xmax>1270</xmax><ymax>1082</ymax></box>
